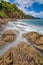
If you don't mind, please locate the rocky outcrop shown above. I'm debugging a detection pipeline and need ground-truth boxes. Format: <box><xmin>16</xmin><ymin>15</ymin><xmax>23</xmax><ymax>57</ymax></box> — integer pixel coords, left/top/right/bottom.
<box><xmin>23</xmin><ymin>32</ymin><xmax>43</xmax><ymax>50</ymax></box>
<box><xmin>2</xmin><ymin>30</ymin><xmax>16</xmax><ymax>42</ymax></box>
<box><xmin>0</xmin><ymin>30</ymin><xmax>18</xmax><ymax>48</ymax></box>
<box><xmin>0</xmin><ymin>42</ymin><xmax>43</xmax><ymax>65</ymax></box>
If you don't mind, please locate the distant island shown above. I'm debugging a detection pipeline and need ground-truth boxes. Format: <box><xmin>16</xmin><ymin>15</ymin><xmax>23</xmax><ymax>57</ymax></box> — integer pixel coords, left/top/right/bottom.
<box><xmin>0</xmin><ymin>0</ymin><xmax>35</xmax><ymax>19</ymax></box>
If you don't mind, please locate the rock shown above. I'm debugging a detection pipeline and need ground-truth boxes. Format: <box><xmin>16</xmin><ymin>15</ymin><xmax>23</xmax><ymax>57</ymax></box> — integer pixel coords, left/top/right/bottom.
<box><xmin>0</xmin><ymin>57</ymin><xmax>3</xmax><ymax>65</ymax></box>
<box><xmin>0</xmin><ymin>19</ymin><xmax>17</xmax><ymax>24</ymax></box>
<box><xmin>23</xmin><ymin>32</ymin><xmax>43</xmax><ymax>51</ymax></box>
<box><xmin>2</xmin><ymin>35</ymin><xmax>15</xmax><ymax>42</ymax></box>
<box><xmin>23</xmin><ymin>32</ymin><xmax>40</xmax><ymax>43</ymax></box>
<box><xmin>0</xmin><ymin>19</ymin><xmax>7</xmax><ymax>31</ymax></box>
<box><xmin>0</xmin><ymin>40</ymin><xmax>6</xmax><ymax>47</ymax></box>
<box><xmin>2</xmin><ymin>30</ymin><xmax>17</xmax><ymax>42</ymax></box>
<box><xmin>0</xmin><ymin>19</ymin><xmax>7</xmax><ymax>24</ymax></box>
<box><xmin>35</xmin><ymin>45</ymin><xmax>43</xmax><ymax>51</ymax></box>
<box><xmin>0</xmin><ymin>30</ymin><xmax>19</xmax><ymax>48</ymax></box>
<box><xmin>35</xmin><ymin>36</ymin><xmax>43</xmax><ymax>45</ymax></box>
<box><xmin>0</xmin><ymin>42</ymin><xmax>43</xmax><ymax>65</ymax></box>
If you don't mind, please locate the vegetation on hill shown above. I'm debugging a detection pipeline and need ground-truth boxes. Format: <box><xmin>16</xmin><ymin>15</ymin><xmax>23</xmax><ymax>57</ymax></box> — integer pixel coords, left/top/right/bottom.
<box><xmin>0</xmin><ymin>0</ymin><xmax>35</xmax><ymax>19</ymax></box>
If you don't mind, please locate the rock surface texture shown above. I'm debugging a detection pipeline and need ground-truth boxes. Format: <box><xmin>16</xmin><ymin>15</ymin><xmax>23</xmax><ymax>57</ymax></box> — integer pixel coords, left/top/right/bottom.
<box><xmin>0</xmin><ymin>42</ymin><xmax>43</xmax><ymax>65</ymax></box>
<box><xmin>23</xmin><ymin>32</ymin><xmax>43</xmax><ymax>50</ymax></box>
<box><xmin>0</xmin><ymin>30</ymin><xmax>18</xmax><ymax>48</ymax></box>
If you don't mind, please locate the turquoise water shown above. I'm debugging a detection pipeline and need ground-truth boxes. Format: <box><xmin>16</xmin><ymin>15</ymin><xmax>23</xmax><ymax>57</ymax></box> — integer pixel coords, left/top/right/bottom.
<box><xmin>21</xmin><ymin>19</ymin><xmax>43</xmax><ymax>26</ymax></box>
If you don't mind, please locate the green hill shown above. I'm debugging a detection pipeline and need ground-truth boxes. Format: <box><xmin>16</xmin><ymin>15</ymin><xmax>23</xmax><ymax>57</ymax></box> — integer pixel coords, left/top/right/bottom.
<box><xmin>0</xmin><ymin>0</ymin><xmax>35</xmax><ymax>19</ymax></box>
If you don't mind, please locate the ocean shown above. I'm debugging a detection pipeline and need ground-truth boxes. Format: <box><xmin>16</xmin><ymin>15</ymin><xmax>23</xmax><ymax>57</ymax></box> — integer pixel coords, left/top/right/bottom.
<box><xmin>17</xmin><ymin>19</ymin><xmax>43</xmax><ymax>34</ymax></box>
<box><xmin>19</xmin><ymin>19</ymin><xmax>43</xmax><ymax>26</ymax></box>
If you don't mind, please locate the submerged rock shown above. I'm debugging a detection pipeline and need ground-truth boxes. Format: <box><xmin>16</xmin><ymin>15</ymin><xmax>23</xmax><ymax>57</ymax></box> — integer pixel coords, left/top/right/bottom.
<box><xmin>0</xmin><ymin>42</ymin><xmax>43</xmax><ymax>65</ymax></box>
<box><xmin>23</xmin><ymin>32</ymin><xmax>43</xmax><ymax>51</ymax></box>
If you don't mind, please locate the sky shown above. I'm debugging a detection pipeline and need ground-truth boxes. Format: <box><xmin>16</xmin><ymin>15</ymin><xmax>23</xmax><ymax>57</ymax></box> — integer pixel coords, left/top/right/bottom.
<box><xmin>4</xmin><ymin>0</ymin><xmax>43</xmax><ymax>18</ymax></box>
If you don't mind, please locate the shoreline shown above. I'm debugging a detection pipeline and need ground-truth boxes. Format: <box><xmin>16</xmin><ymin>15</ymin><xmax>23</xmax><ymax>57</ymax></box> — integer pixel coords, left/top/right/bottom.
<box><xmin>0</xmin><ymin>19</ymin><xmax>17</xmax><ymax>24</ymax></box>
<box><xmin>0</xmin><ymin>21</ymin><xmax>43</xmax><ymax>56</ymax></box>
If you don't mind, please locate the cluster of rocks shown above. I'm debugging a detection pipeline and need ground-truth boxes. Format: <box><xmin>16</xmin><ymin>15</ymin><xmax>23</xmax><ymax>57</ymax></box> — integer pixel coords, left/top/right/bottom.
<box><xmin>0</xmin><ymin>30</ymin><xmax>18</xmax><ymax>48</ymax></box>
<box><xmin>0</xmin><ymin>42</ymin><xmax>43</xmax><ymax>65</ymax></box>
<box><xmin>23</xmin><ymin>32</ymin><xmax>43</xmax><ymax>51</ymax></box>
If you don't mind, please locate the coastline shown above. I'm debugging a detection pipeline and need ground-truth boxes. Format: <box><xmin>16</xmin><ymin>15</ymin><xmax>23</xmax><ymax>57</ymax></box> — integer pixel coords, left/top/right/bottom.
<box><xmin>0</xmin><ymin>19</ymin><xmax>17</xmax><ymax>24</ymax></box>
<box><xmin>0</xmin><ymin>20</ymin><xmax>43</xmax><ymax>56</ymax></box>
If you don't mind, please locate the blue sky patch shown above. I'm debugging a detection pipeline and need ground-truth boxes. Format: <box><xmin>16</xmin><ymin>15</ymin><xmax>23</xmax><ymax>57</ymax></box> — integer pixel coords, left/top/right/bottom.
<box><xmin>26</xmin><ymin>3</ymin><xmax>43</xmax><ymax>13</ymax></box>
<box><xmin>9</xmin><ymin>0</ymin><xmax>14</xmax><ymax>2</ymax></box>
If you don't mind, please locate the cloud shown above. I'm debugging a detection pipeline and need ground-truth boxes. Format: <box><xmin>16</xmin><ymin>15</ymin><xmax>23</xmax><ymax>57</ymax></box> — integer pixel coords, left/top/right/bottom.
<box><xmin>15</xmin><ymin>0</ymin><xmax>43</xmax><ymax>18</ymax></box>
<box><xmin>24</xmin><ymin>10</ymin><xmax>43</xmax><ymax>18</ymax></box>
<box><xmin>15</xmin><ymin>0</ymin><xmax>35</xmax><ymax>8</ymax></box>
<box><xmin>4</xmin><ymin>0</ymin><xmax>43</xmax><ymax>7</ymax></box>
<box><xmin>36</xmin><ymin>0</ymin><xmax>43</xmax><ymax>4</ymax></box>
<box><xmin>38</xmin><ymin>11</ymin><xmax>43</xmax><ymax>18</ymax></box>
<box><xmin>15</xmin><ymin>0</ymin><xmax>43</xmax><ymax>8</ymax></box>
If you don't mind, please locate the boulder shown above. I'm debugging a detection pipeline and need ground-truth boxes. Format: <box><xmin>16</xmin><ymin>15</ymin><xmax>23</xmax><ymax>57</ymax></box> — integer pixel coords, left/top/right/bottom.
<box><xmin>23</xmin><ymin>32</ymin><xmax>43</xmax><ymax>51</ymax></box>
<box><xmin>0</xmin><ymin>30</ymin><xmax>19</xmax><ymax>48</ymax></box>
<box><xmin>2</xmin><ymin>30</ymin><xmax>17</xmax><ymax>42</ymax></box>
<box><xmin>0</xmin><ymin>42</ymin><xmax>43</xmax><ymax>65</ymax></box>
<box><xmin>23</xmin><ymin>32</ymin><xmax>40</xmax><ymax>43</ymax></box>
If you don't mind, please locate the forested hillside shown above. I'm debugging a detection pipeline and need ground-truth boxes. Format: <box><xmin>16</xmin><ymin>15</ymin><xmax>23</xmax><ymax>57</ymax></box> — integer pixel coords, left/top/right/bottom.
<box><xmin>0</xmin><ymin>0</ymin><xmax>35</xmax><ymax>19</ymax></box>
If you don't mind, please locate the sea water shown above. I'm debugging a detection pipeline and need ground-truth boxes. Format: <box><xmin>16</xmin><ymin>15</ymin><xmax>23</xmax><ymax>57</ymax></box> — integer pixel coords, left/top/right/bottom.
<box><xmin>21</xmin><ymin>19</ymin><xmax>43</xmax><ymax>26</ymax></box>
<box><xmin>17</xmin><ymin>19</ymin><xmax>43</xmax><ymax>34</ymax></box>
